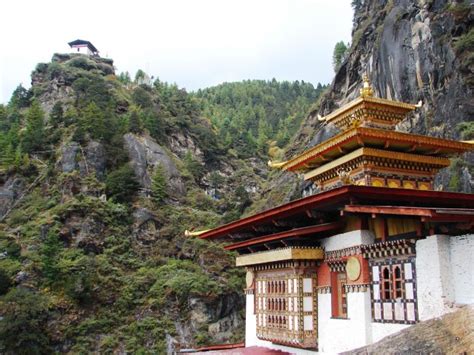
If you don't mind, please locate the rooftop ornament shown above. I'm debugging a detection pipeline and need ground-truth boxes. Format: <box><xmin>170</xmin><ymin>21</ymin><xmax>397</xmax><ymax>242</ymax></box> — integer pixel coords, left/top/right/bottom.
<box><xmin>360</xmin><ymin>74</ymin><xmax>374</xmax><ymax>98</ymax></box>
<box><xmin>267</xmin><ymin>160</ymin><xmax>287</xmax><ymax>169</ymax></box>
<box><xmin>184</xmin><ymin>229</ymin><xmax>210</xmax><ymax>237</ymax></box>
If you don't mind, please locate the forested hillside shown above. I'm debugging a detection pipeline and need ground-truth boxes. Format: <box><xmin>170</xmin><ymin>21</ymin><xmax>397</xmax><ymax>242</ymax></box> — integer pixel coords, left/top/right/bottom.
<box><xmin>0</xmin><ymin>53</ymin><xmax>323</xmax><ymax>353</ymax></box>
<box><xmin>195</xmin><ymin>80</ymin><xmax>326</xmax><ymax>158</ymax></box>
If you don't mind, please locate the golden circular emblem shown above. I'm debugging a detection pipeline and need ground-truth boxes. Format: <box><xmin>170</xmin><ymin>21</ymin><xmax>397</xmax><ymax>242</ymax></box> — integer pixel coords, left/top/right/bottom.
<box><xmin>245</xmin><ymin>271</ymin><xmax>254</xmax><ymax>288</ymax></box>
<box><xmin>346</xmin><ymin>256</ymin><xmax>361</xmax><ymax>281</ymax></box>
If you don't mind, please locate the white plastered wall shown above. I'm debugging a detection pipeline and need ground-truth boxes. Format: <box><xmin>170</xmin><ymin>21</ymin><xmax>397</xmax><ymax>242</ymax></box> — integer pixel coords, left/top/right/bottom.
<box><xmin>318</xmin><ymin>291</ymin><xmax>373</xmax><ymax>354</ymax></box>
<box><xmin>320</xmin><ymin>229</ymin><xmax>375</xmax><ymax>251</ymax></box>
<box><xmin>450</xmin><ymin>234</ymin><xmax>474</xmax><ymax>304</ymax></box>
<box><xmin>416</xmin><ymin>234</ymin><xmax>474</xmax><ymax>321</ymax></box>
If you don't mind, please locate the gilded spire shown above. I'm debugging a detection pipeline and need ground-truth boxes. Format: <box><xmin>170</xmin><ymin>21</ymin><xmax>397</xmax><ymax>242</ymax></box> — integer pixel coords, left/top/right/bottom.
<box><xmin>360</xmin><ymin>74</ymin><xmax>374</xmax><ymax>98</ymax></box>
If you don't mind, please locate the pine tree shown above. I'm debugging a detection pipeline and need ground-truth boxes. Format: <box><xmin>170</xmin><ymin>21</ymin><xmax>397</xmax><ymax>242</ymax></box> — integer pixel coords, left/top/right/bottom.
<box><xmin>49</xmin><ymin>101</ymin><xmax>64</xmax><ymax>127</ymax></box>
<box><xmin>151</xmin><ymin>164</ymin><xmax>168</xmax><ymax>204</ymax></box>
<box><xmin>332</xmin><ymin>41</ymin><xmax>348</xmax><ymax>72</ymax></box>
<box><xmin>128</xmin><ymin>108</ymin><xmax>143</xmax><ymax>134</ymax></box>
<box><xmin>41</xmin><ymin>229</ymin><xmax>61</xmax><ymax>283</ymax></box>
<box><xmin>22</xmin><ymin>100</ymin><xmax>45</xmax><ymax>154</ymax></box>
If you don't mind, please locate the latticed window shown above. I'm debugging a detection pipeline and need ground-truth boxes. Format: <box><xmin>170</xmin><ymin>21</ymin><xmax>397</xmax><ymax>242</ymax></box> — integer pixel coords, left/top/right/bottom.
<box><xmin>254</xmin><ymin>265</ymin><xmax>318</xmax><ymax>349</ymax></box>
<box><xmin>370</xmin><ymin>258</ymin><xmax>417</xmax><ymax>324</ymax></box>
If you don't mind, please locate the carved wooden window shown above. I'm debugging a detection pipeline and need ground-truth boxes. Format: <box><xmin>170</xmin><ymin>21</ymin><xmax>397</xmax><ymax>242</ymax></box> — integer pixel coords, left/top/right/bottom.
<box><xmin>370</xmin><ymin>257</ymin><xmax>417</xmax><ymax>324</ymax></box>
<box><xmin>254</xmin><ymin>267</ymin><xmax>317</xmax><ymax>349</ymax></box>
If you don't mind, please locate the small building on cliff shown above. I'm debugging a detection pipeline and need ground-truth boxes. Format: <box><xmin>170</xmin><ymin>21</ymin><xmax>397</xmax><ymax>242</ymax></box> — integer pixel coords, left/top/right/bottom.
<box><xmin>68</xmin><ymin>39</ymin><xmax>99</xmax><ymax>56</ymax></box>
<box><xmin>194</xmin><ymin>76</ymin><xmax>474</xmax><ymax>354</ymax></box>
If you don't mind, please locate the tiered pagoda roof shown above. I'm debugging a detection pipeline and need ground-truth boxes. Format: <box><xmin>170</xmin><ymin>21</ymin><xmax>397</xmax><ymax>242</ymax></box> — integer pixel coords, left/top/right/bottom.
<box><xmin>271</xmin><ymin>75</ymin><xmax>473</xmax><ymax>191</ymax></box>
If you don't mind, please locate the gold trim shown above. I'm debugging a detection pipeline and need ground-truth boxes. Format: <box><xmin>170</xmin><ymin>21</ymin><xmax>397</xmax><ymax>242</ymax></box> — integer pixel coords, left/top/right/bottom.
<box><xmin>283</xmin><ymin>127</ymin><xmax>472</xmax><ymax>172</ymax></box>
<box><xmin>236</xmin><ymin>247</ymin><xmax>324</xmax><ymax>267</ymax></box>
<box><xmin>321</xmin><ymin>96</ymin><xmax>416</xmax><ymax>125</ymax></box>
<box><xmin>304</xmin><ymin>147</ymin><xmax>451</xmax><ymax>180</ymax></box>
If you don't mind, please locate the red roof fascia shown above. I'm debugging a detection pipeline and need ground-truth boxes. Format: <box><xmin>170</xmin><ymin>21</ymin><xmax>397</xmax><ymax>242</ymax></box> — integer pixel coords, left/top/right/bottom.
<box><xmin>199</xmin><ymin>186</ymin><xmax>352</xmax><ymax>240</ymax></box>
<box><xmin>224</xmin><ymin>221</ymin><xmax>344</xmax><ymax>250</ymax></box>
<box><xmin>199</xmin><ymin>186</ymin><xmax>474</xmax><ymax>241</ymax></box>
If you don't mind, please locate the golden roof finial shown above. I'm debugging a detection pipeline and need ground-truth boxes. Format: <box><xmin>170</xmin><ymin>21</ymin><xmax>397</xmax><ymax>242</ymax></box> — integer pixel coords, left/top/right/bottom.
<box><xmin>360</xmin><ymin>74</ymin><xmax>374</xmax><ymax>98</ymax></box>
<box><xmin>267</xmin><ymin>160</ymin><xmax>287</xmax><ymax>169</ymax></box>
<box><xmin>184</xmin><ymin>229</ymin><xmax>210</xmax><ymax>237</ymax></box>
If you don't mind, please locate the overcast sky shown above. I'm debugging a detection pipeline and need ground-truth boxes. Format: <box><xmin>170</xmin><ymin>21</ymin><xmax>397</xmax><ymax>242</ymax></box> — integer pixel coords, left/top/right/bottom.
<box><xmin>0</xmin><ymin>0</ymin><xmax>353</xmax><ymax>104</ymax></box>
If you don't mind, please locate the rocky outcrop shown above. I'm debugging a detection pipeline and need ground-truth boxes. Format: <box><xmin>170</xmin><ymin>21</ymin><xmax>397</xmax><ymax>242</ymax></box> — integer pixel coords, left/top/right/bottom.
<box><xmin>169</xmin><ymin>132</ymin><xmax>205</xmax><ymax>162</ymax></box>
<box><xmin>123</xmin><ymin>133</ymin><xmax>186</xmax><ymax>199</ymax></box>
<box><xmin>32</xmin><ymin>53</ymin><xmax>115</xmax><ymax>113</ymax></box>
<box><xmin>59</xmin><ymin>140</ymin><xmax>106</xmax><ymax>179</ymax></box>
<box><xmin>0</xmin><ymin>176</ymin><xmax>25</xmax><ymax>219</ymax></box>
<box><xmin>293</xmin><ymin>0</ymin><xmax>473</xmax><ymax>191</ymax></box>
<box><xmin>177</xmin><ymin>293</ymin><xmax>244</xmax><ymax>347</ymax></box>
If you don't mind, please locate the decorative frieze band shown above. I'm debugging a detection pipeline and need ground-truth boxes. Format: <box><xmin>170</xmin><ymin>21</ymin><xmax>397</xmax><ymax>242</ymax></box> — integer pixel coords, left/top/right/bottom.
<box><xmin>317</xmin><ymin>286</ymin><xmax>331</xmax><ymax>294</ymax></box>
<box><xmin>325</xmin><ymin>245</ymin><xmax>362</xmax><ymax>262</ymax></box>
<box><xmin>362</xmin><ymin>239</ymin><xmax>415</xmax><ymax>259</ymax></box>
<box><xmin>344</xmin><ymin>283</ymin><xmax>369</xmax><ymax>293</ymax></box>
<box><xmin>328</xmin><ymin>260</ymin><xmax>346</xmax><ymax>272</ymax></box>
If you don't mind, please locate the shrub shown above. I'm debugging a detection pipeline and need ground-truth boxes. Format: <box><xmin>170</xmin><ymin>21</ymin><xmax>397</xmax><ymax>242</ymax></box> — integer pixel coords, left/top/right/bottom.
<box><xmin>105</xmin><ymin>164</ymin><xmax>140</xmax><ymax>203</ymax></box>
<box><xmin>0</xmin><ymin>288</ymin><xmax>51</xmax><ymax>354</ymax></box>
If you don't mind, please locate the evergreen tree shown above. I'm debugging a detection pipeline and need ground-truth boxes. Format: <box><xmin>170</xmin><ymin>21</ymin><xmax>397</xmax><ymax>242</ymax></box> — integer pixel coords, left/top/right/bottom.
<box><xmin>332</xmin><ymin>41</ymin><xmax>348</xmax><ymax>72</ymax></box>
<box><xmin>151</xmin><ymin>164</ymin><xmax>167</xmax><ymax>204</ymax></box>
<box><xmin>128</xmin><ymin>108</ymin><xmax>143</xmax><ymax>134</ymax></box>
<box><xmin>49</xmin><ymin>101</ymin><xmax>64</xmax><ymax>127</ymax></box>
<box><xmin>105</xmin><ymin>164</ymin><xmax>140</xmax><ymax>203</ymax></box>
<box><xmin>0</xmin><ymin>288</ymin><xmax>51</xmax><ymax>353</ymax></box>
<box><xmin>40</xmin><ymin>229</ymin><xmax>61</xmax><ymax>283</ymax></box>
<box><xmin>9</xmin><ymin>84</ymin><xmax>32</xmax><ymax>109</ymax></box>
<box><xmin>80</xmin><ymin>102</ymin><xmax>106</xmax><ymax>140</ymax></box>
<box><xmin>22</xmin><ymin>100</ymin><xmax>45</xmax><ymax>154</ymax></box>
<box><xmin>184</xmin><ymin>151</ymin><xmax>204</xmax><ymax>182</ymax></box>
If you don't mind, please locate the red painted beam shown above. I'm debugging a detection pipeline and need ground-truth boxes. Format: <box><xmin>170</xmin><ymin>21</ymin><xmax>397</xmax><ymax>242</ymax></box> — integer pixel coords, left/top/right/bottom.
<box><xmin>198</xmin><ymin>186</ymin><xmax>474</xmax><ymax>240</ymax></box>
<box><xmin>224</xmin><ymin>221</ymin><xmax>344</xmax><ymax>251</ymax></box>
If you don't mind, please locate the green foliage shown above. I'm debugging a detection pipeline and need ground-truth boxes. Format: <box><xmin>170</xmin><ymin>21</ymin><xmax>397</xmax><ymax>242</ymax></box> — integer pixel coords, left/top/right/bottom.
<box><xmin>105</xmin><ymin>164</ymin><xmax>140</xmax><ymax>203</ymax></box>
<box><xmin>148</xmin><ymin>259</ymin><xmax>219</xmax><ymax>306</ymax></box>
<box><xmin>117</xmin><ymin>71</ymin><xmax>131</xmax><ymax>85</ymax></box>
<box><xmin>454</xmin><ymin>27</ymin><xmax>474</xmax><ymax>54</ymax></box>
<box><xmin>128</xmin><ymin>107</ymin><xmax>143</xmax><ymax>134</ymax></box>
<box><xmin>9</xmin><ymin>85</ymin><xmax>32</xmax><ymax>109</ymax></box>
<box><xmin>21</xmin><ymin>100</ymin><xmax>46</xmax><ymax>154</ymax></box>
<box><xmin>458</xmin><ymin>121</ymin><xmax>474</xmax><ymax>140</ymax></box>
<box><xmin>196</xmin><ymin>80</ymin><xmax>325</xmax><ymax>158</ymax></box>
<box><xmin>184</xmin><ymin>151</ymin><xmax>204</xmax><ymax>182</ymax></box>
<box><xmin>40</xmin><ymin>228</ymin><xmax>62</xmax><ymax>283</ymax></box>
<box><xmin>151</xmin><ymin>164</ymin><xmax>168</xmax><ymax>204</ymax></box>
<box><xmin>132</xmin><ymin>86</ymin><xmax>154</xmax><ymax>109</ymax></box>
<box><xmin>134</xmin><ymin>69</ymin><xmax>147</xmax><ymax>83</ymax></box>
<box><xmin>0</xmin><ymin>288</ymin><xmax>51</xmax><ymax>354</ymax></box>
<box><xmin>49</xmin><ymin>101</ymin><xmax>64</xmax><ymax>127</ymax></box>
<box><xmin>333</xmin><ymin>41</ymin><xmax>348</xmax><ymax>71</ymax></box>
<box><xmin>0</xmin><ymin>269</ymin><xmax>11</xmax><ymax>295</ymax></box>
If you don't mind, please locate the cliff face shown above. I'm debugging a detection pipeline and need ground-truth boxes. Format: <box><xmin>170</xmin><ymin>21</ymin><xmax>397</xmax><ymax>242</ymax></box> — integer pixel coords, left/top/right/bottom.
<box><xmin>292</xmin><ymin>0</ymin><xmax>473</xmax><ymax>192</ymax></box>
